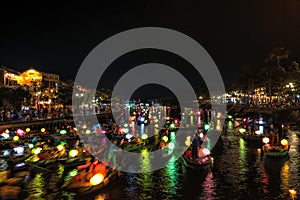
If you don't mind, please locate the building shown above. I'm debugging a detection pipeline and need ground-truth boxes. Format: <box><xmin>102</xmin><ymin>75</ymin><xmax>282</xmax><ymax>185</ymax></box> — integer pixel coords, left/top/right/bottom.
<box><xmin>0</xmin><ymin>65</ymin><xmax>60</xmax><ymax>108</ymax></box>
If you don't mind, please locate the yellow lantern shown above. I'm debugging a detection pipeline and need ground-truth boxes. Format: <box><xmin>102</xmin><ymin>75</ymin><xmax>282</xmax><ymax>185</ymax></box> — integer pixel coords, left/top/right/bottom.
<box><xmin>69</xmin><ymin>149</ymin><xmax>79</xmax><ymax>158</ymax></box>
<box><xmin>33</xmin><ymin>147</ymin><xmax>42</xmax><ymax>155</ymax></box>
<box><xmin>239</xmin><ymin>128</ymin><xmax>246</xmax><ymax>133</ymax></box>
<box><xmin>5</xmin><ymin>129</ymin><xmax>9</xmax><ymax>134</ymax></box>
<box><xmin>281</xmin><ymin>139</ymin><xmax>288</xmax><ymax>146</ymax></box>
<box><xmin>26</xmin><ymin>128</ymin><xmax>30</xmax><ymax>132</ymax></box>
<box><xmin>289</xmin><ymin>189</ymin><xmax>297</xmax><ymax>198</ymax></box>
<box><xmin>57</xmin><ymin>144</ymin><xmax>64</xmax><ymax>151</ymax></box>
<box><xmin>41</xmin><ymin>128</ymin><xmax>46</xmax><ymax>133</ymax></box>
<box><xmin>162</xmin><ymin>136</ymin><xmax>168</xmax><ymax>143</ymax></box>
<box><xmin>13</xmin><ymin>136</ymin><xmax>19</xmax><ymax>141</ymax></box>
<box><xmin>90</xmin><ymin>173</ymin><xmax>104</xmax><ymax>186</ymax></box>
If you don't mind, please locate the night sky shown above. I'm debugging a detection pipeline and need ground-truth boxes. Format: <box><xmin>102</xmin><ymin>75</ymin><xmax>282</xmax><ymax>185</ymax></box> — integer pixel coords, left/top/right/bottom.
<box><xmin>1</xmin><ymin>1</ymin><xmax>300</xmax><ymax>90</ymax></box>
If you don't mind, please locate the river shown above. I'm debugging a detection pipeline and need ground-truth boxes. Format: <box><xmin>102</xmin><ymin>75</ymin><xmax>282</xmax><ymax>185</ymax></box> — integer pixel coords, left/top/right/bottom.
<box><xmin>24</xmin><ymin>119</ymin><xmax>300</xmax><ymax>200</ymax></box>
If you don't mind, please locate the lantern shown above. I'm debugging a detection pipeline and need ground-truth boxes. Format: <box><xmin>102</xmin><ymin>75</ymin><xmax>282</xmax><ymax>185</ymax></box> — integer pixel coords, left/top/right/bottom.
<box><xmin>185</xmin><ymin>140</ymin><xmax>191</xmax><ymax>147</ymax></box>
<box><xmin>239</xmin><ymin>128</ymin><xmax>246</xmax><ymax>133</ymax></box>
<box><xmin>60</xmin><ymin>130</ymin><xmax>67</xmax><ymax>135</ymax></box>
<box><xmin>33</xmin><ymin>147</ymin><xmax>42</xmax><ymax>155</ymax></box>
<box><xmin>26</xmin><ymin>128</ymin><xmax>31</xmax><ymax>133</ymax></box>
<box><xmin>28</xmin><ymin>144</ymin><xmax>34</xmax><ymax>149</ymax></box>
<box><xmin>202</xmin><ymin>148</ymin><xmax>210</xmax><ymax>155</ymax></box>
<box><xmin>69</xmin><ymin>150</ymin><xmax>79</xmax><ymax>158</ymax></box>
<box><xmin>41</xmin><ymin>128</ymin><xmax>46</xmax><ymax>133</ymax></box>
<box><xmin>262</xmin><ymin>137</ymin><xmax>270</xmax><ymax>144</ymax></box>
<box><xmin>280</xmin><ymin>139</ymin><xmax>288</xmax><ymax>146</ymax></box>
<box><xmin>5</xmin><ymin>129</ymin><xmax>9</xmax><ymax>134</ymax></box>
<box><xmin>57</xmin><ymin>144</ymin><xmax>64</xmax><ymax>151</ymax></box>
<box><xmin>13</xmin><ymin>136</ymin><xmax>19</xmax><ymax>141</ymax></box>
<box><xmin>90</xmin><ymin>173</ymin><xmax>104</xmax><ymax>186</ymax></box>
<box><xmin>162</xmin><ymin>136</ymin><xmax>168</xmax><ymax>143</ymax></box>
<box><xmin>16</xmin><ymin>129</ymin><xmax>25</xmax><ymax>137</ymax></box>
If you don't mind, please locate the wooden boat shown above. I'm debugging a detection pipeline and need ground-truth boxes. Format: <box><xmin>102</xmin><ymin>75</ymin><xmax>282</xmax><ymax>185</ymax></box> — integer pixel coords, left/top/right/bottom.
<box><xmin>62</xmin><ymin>168</ymin><xmax>119</xmax><ymax>195</ymax></box>
<box><xmin>182</xmin><ymin>149</ymin><xmax>211</xmax><ymax>169</ymax></box>
<box><xmin>59</xmin><ymin>157</ymin><xmax>87</xmax><ymax>168</ymax></box>
<box><xmin>263</xmin><ymin>145</ymin><xmax>289</xmax><ymax>157</ymax></box>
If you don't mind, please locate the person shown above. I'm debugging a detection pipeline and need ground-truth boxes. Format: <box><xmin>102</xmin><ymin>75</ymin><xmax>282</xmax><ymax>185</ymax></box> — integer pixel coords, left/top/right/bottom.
<box><xmin>192</xmin><ymin>135</ymin><xmax>199</xmax><ymax>160</ymax></box>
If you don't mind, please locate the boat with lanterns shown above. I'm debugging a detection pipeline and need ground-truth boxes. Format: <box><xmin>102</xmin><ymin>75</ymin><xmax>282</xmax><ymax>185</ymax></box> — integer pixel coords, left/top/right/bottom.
<box><xmin>261</xmin><ymin>136</ymin><xmax>290</xmax><ymax>157</ymax></box>
<box><xmin>182</xmin><ymin>147</ymin><xmax>211</xmax><ymax>169</ymax></box>
<box><xmin>62</xmin><ymin>158</ymin><xmax>119</xmax><ymax>195</ymax></box>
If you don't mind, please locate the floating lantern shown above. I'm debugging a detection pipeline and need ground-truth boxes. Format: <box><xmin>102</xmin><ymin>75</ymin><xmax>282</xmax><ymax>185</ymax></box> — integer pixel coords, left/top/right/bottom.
<box><xmin>69</xmin><ymin>150</ymin><xmax>79</xmax><ymax>158</ymax></box>
<box><xmin>26</xmin><ymin>128</ymin><xmax>30</xmax><ymax>133</ymax></box>
<box><xmin>170</xmin><ymin>123</ymin><xmax>175</xmax><ymax>129</ymax></box>
<box><xmin>85</xmin><ymin>129</ymin><xmax>91</xmax><ymax>134</ymax></box>
<box><xmin>13</xmin><ymin>136</ymin><xmax>19</xmax><ymax>141</ymax></box>
<box><xmin>200</xmin><ymin>133</ymin><xmax>204</xmax><ymax>138</ymax></box>
<box><xmin>90</xmin><ymin>173</ymin><xmax>104</xmax><ymax>186</ymax></box>
<box><xmin>202</xmin><ymin>148</ymin><xmax>210</xmax><ymax>155</ymax></box>
<box><xmin>57</xmin><ymin>144</ymin><xmax>64</xmax><ymax>151</ymax></box>
<box><xmin>141</xmin><ymin>134</ymin><xmax>148</xmax><ymax>140</ymax></box>
<box><xmin>281</xmin><ymin>139</ymin><xmax>288</xmax><ymax>146</ymax></box>
<box><xmin>41</xmin><ymin>128</ymin><xmax>46</xmax><ymax>133</ymax></box>
<box><xmin>239</xmin><ymin>128</ymin><xmax>246</xmax><ymax>133</ymax></box>
<box><xmin>168</xmin><ymin>142</ymin><xmax>175</xmax><ymax>150</ymax></box>
<box><xmin>73</xmin><ymin>128</ymin><xmax>78</xmax><ymax>131</ymax></box>
<box><xmin>162</xmin><ymin>136</ymin><xmax>168</xmax><ymax>143</ymax></box>
<box><xmin>5</xmin><ymin>129</ymin><xmax>9</xmax><ymax>134</ymax></box>
<box><xmin>28</xmin><ymin>144</ymin><xmax>34</xmax><ymax>149</ymax></box>
<box><xmin>262</xmin><ymin>137</ymin><xmax>270</xmax><ymax>144</ymax></box>
<box><xmin>255</xmin><ymin>130</ymin><xmax>261</xmax><ymax>135</ymax></box>
<box><xmin>60</xmin><ymin>130</ymin><xmax>67</xmax><ymax>135</ymax></box>
<box><xmin>124</xmin><ymin>124</ymin><xmax>128</xmax><ymax>128</ymax></box>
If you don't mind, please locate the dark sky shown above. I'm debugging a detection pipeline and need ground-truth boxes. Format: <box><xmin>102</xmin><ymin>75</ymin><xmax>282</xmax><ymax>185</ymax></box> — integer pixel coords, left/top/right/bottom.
<box><xmin>1</xmin><ymin>1</ymin><xmax>300</xmax><ymax>89</ymax></box>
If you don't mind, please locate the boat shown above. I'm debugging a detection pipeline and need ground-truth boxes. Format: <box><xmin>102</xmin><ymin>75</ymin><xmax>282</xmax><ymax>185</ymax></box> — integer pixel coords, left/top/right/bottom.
<box><xmin>62</xmin><ymin>168</ymin><xmax>119</xmax><ymax>195</ymax></box>
<box><xmin>59</xmin><ymin>157</ymin><xmax>87</xmax><ymax>168</ymax></box>
<box><xmin>182</xmin><ymin>148</ymin><xmax>211</xmax><ymax>169</ymax></box>
<box><xmin>262</xmin><ymin>137</ymin><xmax>290</xmax><ymax>158</ymax></box>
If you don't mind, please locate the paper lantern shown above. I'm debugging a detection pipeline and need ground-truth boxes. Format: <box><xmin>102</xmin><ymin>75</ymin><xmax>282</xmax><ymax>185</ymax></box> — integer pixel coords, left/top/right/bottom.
<box><xmin>262</xmin><ymin>137</ymin><xmax>270</xmax><ymax>144</ymax></box>
<box><xmin>168</xmin><ymin>142</ymin><xmax>175</xmax><ymax>150</ymax></box>
<box><xmin>13</xmin><ymin>136</ymin><xmax>19</xmax><ymax>141</ymax></box>
<box><xmin>162</xmin><ymin>136</ymin><xmax>168</xmax><ymax>142</ymax></box>
<box><xmin>202</xmin><ymin>148</ymin><xmax>210</xmax><ymax>155</ymax></box>
<box><xmin>90</xmin><ymin>173</ymin><xmax>104</xmax><ymax>186</ymax></box>
<box><xmin>57</xmin><ymin>144</ymin><xmax>64</xmax><ymax>151</ymax></box>
<box><xmin>281</xmin><ymin>139</ymin><xmax>288</xmax><ymax>146</ymax></box>
<box><xmin>69</xmin><ymin>150</ymin><xmax>78</xmax><ymax>158</ymax></box>
<box><xmin>141</xmin><ymin>134</ymin><xmax>148</xmax><ymax>140</ymax></box>
<box><xmin>41</xmin><ymin>128</ymin><xmax>46</xmax><ymax>133</ymax></box>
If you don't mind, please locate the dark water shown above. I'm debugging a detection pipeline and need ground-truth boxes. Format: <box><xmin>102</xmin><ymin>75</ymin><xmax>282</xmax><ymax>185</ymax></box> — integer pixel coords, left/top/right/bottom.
<box><xmin>25</xmin><ymin>121</ymin><xmax>300</xmax><ymax>200</ymax></box>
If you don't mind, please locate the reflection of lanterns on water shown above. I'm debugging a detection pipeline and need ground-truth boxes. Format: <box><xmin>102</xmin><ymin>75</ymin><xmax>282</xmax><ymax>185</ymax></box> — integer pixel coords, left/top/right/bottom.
<box><xmin>85</xmin><ymin>129</ymin><xmax>91</xmax><ymax>134</ymax></box>
<box><xmin>126</xmin><ymin>134</ymin><xmax>133</xmax><ymax>140</ymax></box>
<box><xmin>200</xmin><ymin>133</ymin><xmax>204</xmax><ymax>138</ymax></box>
<box><xmin>262</xmin><ymin>137</ymin><xmax>270</xmax><ymax>144</ymax></box>
<box><xmin>169</xmin><ymin>123</ymin><xmax>175</xmax><ymax>129</ymax></box>
<box><xmin>82</xmin><ymin>124</ymin><xmax>87</xmax><ymax>129</ymax></box>
<box><xmin>13</xmin><ymin>136</ymin><xmax>19</xmax><ymax>141</ymax></box>
<box><xmin>141</xmin><ymin>134</ymin><xmax>148</xmax><ymax>140</ymax></box>
<box><xmin>202</xmin><ymin>148</ymin><xmax>210</xmax><ymax>155</ymax></box>
<box><xmin>204</xmin><ymin>124</ymin><xmax>210</xmax><ymax>131</ymax></box>
<box><xmin>162</xmin><ymin>136</ymin><xmax>168</xmax><ymax>142</ymax></box>
<box><xmin>281</xmin><ymin>139</ymin><xmax>288</xmax><ymax>146</ymax></box>
<box><xmin>90</xmin><ymin>173</ymin><xmax>104</xmax><ymax>186</ymax></box>
<box><xmin>168</xmin><ymin>142</ymin><xmax>175</xmax><ymax>150</ymax></box>
<box><xmin>69</xmin><ymin>150</ymin><xmax>79</xmax><ymax>158</ymax></box>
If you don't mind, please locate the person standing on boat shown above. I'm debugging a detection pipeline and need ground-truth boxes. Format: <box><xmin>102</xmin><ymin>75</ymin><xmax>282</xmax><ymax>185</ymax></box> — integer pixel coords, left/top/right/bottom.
<box><xmin>192</xmin><ymin>134</ymin><xmax>200</xmax><ymax>160</ymax></box>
